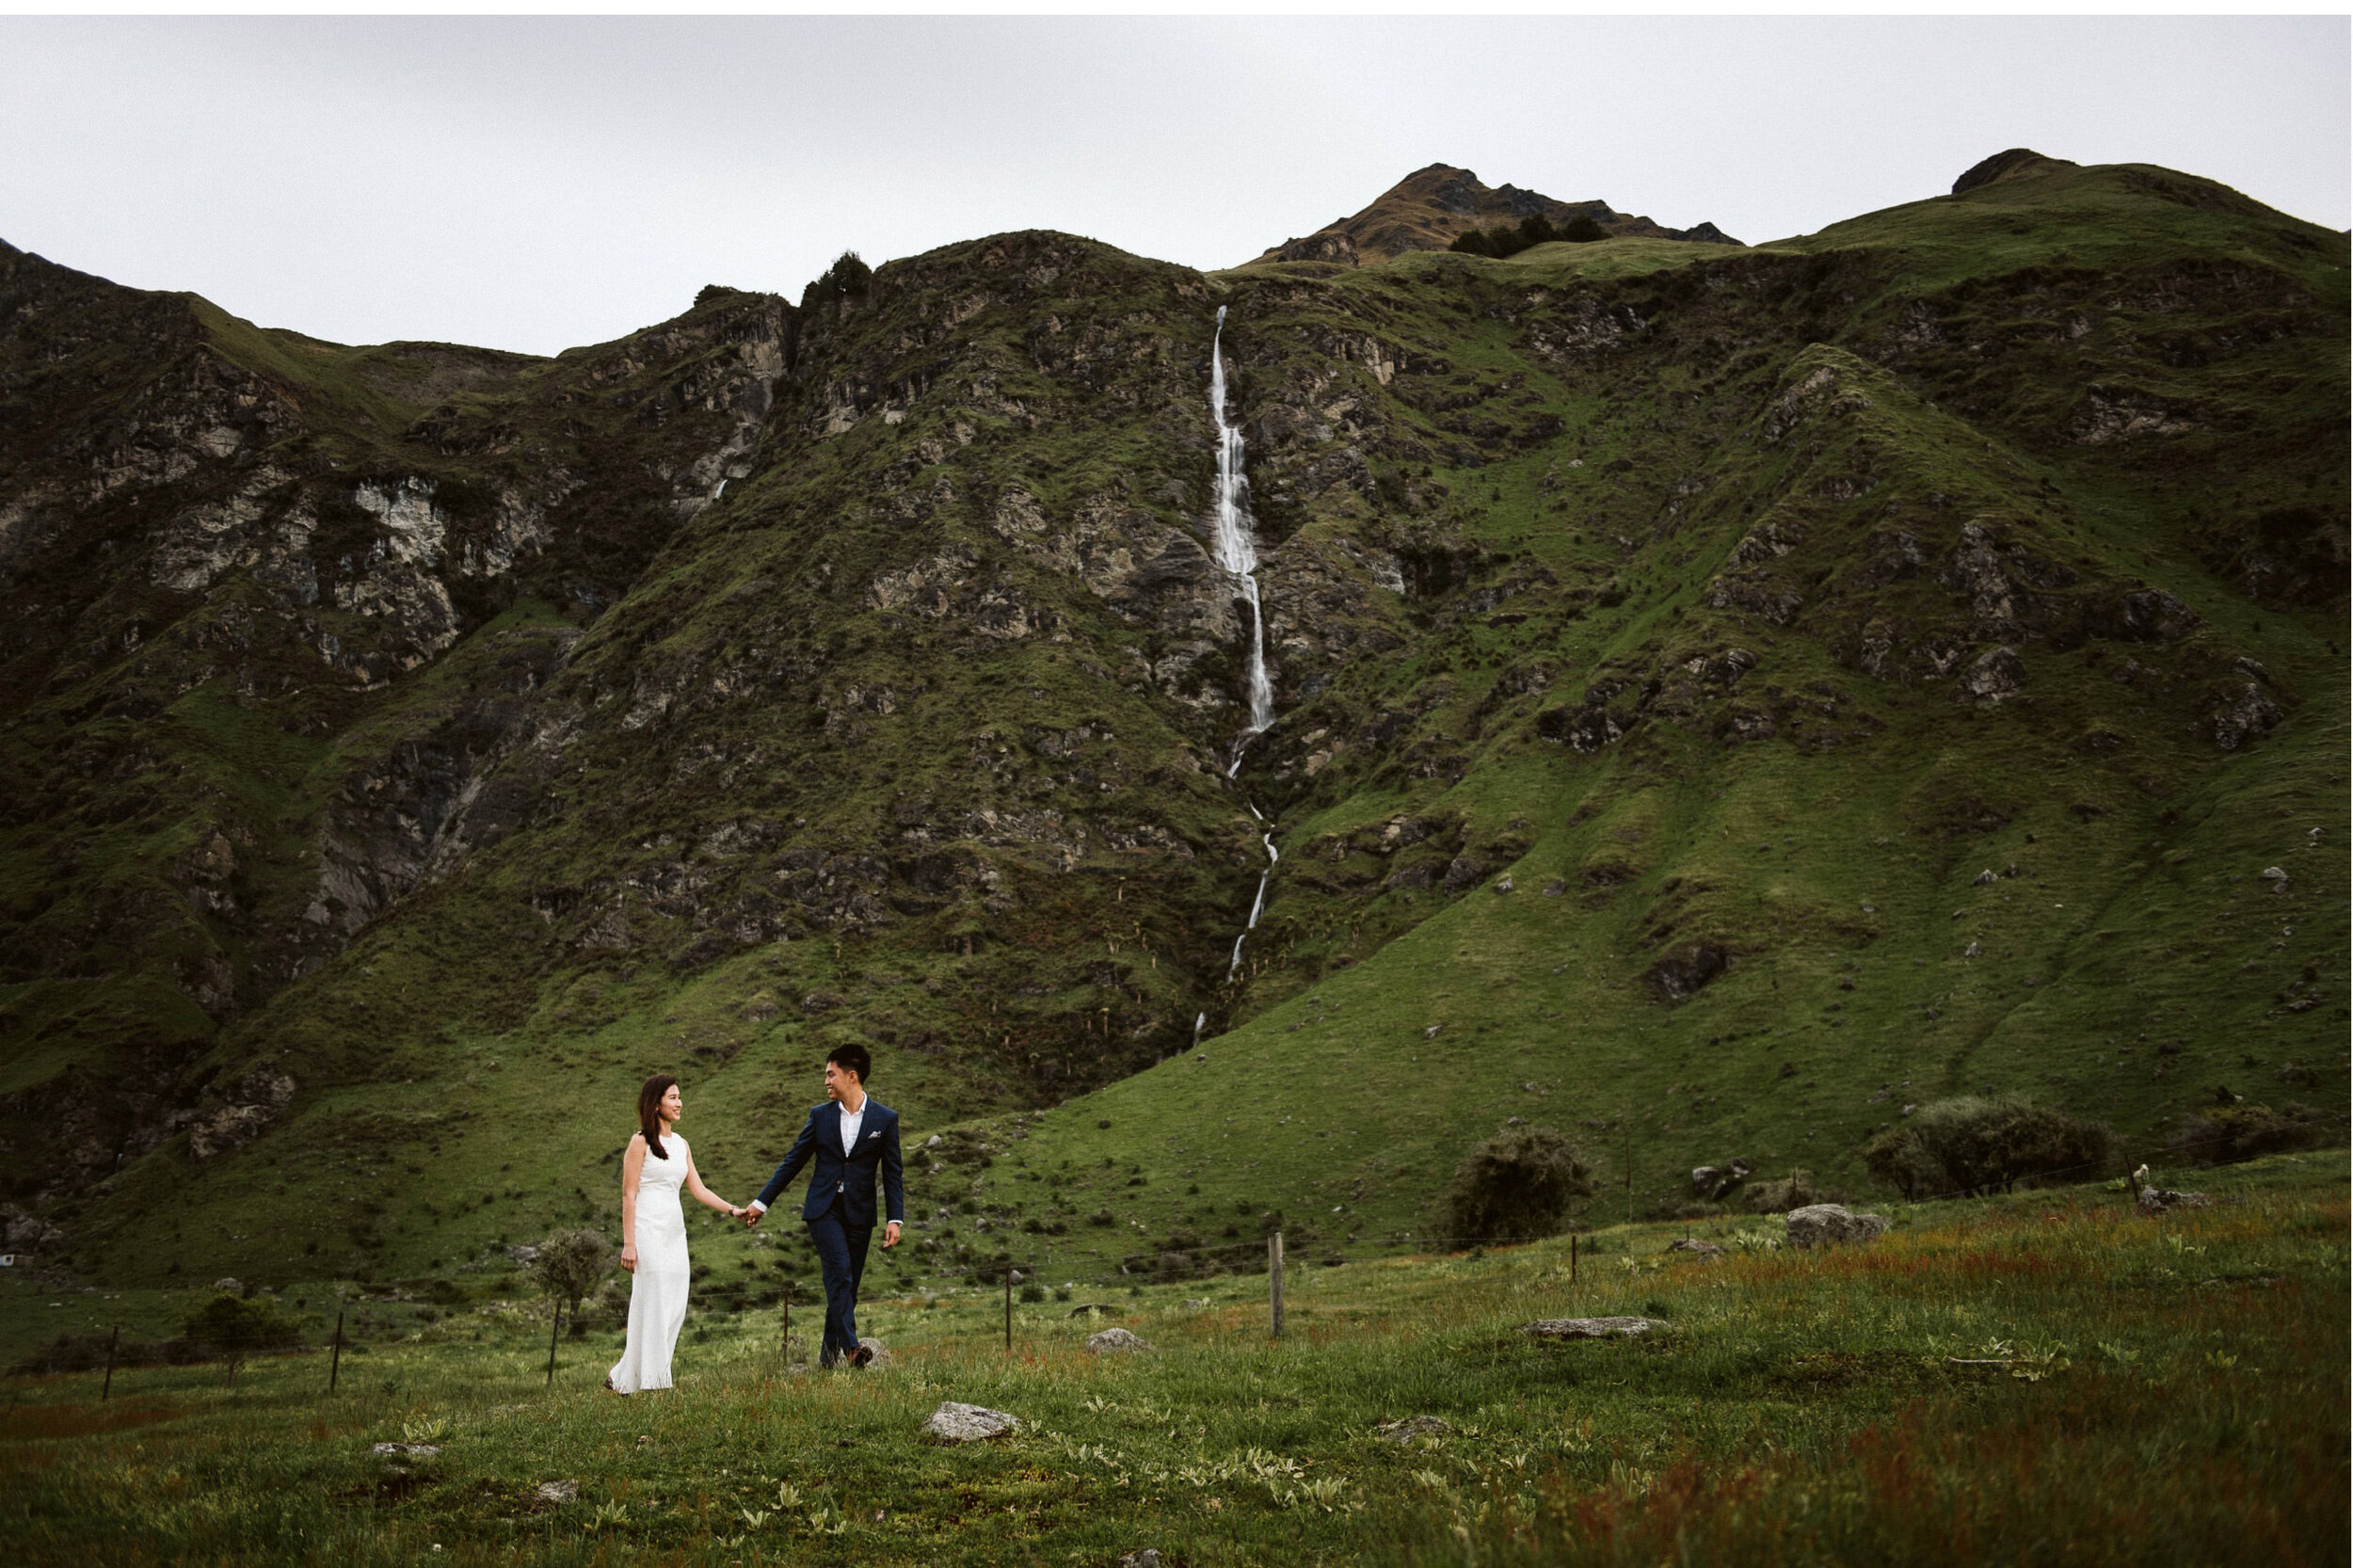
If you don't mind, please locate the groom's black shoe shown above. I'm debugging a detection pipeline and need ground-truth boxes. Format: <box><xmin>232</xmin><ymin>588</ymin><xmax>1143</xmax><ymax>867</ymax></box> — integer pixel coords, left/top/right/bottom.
<box><xmin>849</xmin><ymin>1343</ymin><xmax>875</xmax><ymax>1368</ymax></box>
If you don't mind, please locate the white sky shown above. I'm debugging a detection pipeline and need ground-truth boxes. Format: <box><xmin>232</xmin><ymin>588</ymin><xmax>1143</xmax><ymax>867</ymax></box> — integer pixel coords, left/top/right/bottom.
<box><xmin>1</xmin><ymin>15</ymin><xmax>2345</xmax><ymax>357</ymax></box>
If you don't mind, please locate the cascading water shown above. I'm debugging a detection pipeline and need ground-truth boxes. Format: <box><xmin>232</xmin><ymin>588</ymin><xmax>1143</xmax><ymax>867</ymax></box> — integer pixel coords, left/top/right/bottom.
<box><xmin>1208</xmin><ymin>306</ymin><xmax>1275</xmax><ymax>776</ymax></box>
<box><xmin>1203</xmin><ymin>307</ymin><xmax>1283</xmax><ymax>1001</ymax></box>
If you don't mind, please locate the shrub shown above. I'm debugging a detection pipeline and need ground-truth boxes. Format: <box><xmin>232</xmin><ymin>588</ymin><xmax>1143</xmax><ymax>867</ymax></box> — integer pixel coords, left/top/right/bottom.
<box><xmin>182</xmin><ymin>1294</ymin><xmax>300</xmax><ymax>1378</ymax></box>
<box><xmin>1741</xmin><ymin>1168</ymin><xmax>1826</xmax><ymax>1213</ymax></box>
<box><xmin>527</xmin><ymin>1229</ymin><xmax>616</xmax><ymax>1319</ymax></box>
<box><xmin>1434</xmin><ymin>1125</ymin><xmax>1593</xmax><ymax>1242</ymax></box>
<box><xmin>2170</xmin><ymin>1100</ymin><xmax>2334</xmax><ymax>1165</ymax></box>
<box><xmin>1863</xmin><ymin>1095</ymin><xmax>2112</xmax><ymax>1199</ymax></box>
<box><xmin>1560</xmin><ymin>215</ymin><xmax>1609</xmax><ymax>243</ymax></box>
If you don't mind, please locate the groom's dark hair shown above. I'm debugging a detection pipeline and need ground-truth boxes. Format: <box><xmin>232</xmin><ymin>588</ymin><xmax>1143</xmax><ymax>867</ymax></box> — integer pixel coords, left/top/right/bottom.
<box><xmin>829</xmin><ymin>1044</ymin><xmax>872</xmax><ymax>1083</ymax></box>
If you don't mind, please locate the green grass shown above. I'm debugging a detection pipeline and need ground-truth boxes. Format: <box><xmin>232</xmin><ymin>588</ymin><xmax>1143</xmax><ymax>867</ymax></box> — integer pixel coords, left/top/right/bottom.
<box><xmin>1</xmin><ymin>1154</ymin><xmax>2342</xmax><ymax>1565</ymax></box>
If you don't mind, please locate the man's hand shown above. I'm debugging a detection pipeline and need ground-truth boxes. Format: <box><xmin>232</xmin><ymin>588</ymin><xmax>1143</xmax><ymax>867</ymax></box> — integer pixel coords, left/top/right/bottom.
<box><xmin>741</xmin><ymin>1206</ymin><xmax>762</xmax><ymax>1227</ymax></box>
<box><xmin>882</xmin><ymin>1221</ymin><xmax>902</xmax><ymax>1249</ymax></box>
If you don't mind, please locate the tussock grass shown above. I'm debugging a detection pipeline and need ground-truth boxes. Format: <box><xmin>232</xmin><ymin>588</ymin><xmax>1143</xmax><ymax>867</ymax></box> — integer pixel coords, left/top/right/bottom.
<box><xmin>3</xmin><ymin>1154</ymin><xmax>2341</xmax><ymax>1564</ymax></box>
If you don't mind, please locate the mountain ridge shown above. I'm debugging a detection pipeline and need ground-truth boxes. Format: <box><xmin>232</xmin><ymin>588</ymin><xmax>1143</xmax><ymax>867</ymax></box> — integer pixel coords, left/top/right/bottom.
<box><xmin>0</xmin><ymin>154</ymin><xmax>2342</xmax><ymax>1296</ymax></box>
<box><xmin>1241</xmin><ymin>162</ymin><xmax>1740</xmax><ymax>269</ymax></box>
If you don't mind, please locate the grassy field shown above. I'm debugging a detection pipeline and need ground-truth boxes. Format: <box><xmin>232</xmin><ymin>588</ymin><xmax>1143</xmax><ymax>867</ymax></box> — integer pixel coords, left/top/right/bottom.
<box><xmin>3</xmin><ymin>1151</ymin><xmax>2342</xmax><ymax>1566</ymax></box>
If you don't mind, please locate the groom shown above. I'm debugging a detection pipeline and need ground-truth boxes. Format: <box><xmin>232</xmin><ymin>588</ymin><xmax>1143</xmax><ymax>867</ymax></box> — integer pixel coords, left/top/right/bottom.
<box><xmin>744</xmin><ymin>1044</ymin><xmax>904</xmax><ymax>1368</ymax></box>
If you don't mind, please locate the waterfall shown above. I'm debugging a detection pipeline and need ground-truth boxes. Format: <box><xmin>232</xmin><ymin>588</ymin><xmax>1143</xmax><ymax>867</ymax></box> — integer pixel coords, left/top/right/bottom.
<box><xmin>1205</xmin><ymin>308</ymin><xmax>1283</xmax><ymax>995</ymax></box>
<box><xmin>1208</xmin><ymin>306</ymin><xmax>1274</xmax><ymax>776</ymax></box>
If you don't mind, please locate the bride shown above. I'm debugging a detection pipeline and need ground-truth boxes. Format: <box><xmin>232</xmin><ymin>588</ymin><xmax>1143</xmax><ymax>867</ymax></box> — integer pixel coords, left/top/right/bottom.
<box><xmin>607</xmin><ymin>1074</ymin><xmax>744</xmax><ymax>1394</ymax></box>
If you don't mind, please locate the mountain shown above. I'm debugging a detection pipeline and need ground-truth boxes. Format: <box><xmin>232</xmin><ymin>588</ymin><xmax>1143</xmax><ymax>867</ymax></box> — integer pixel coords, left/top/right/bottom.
<box><xmin>0</xmin><ymin>153</ymin><xmax>2342</xmax><ymax>1298</ymax></box>
<box><xmin>1243</xmin><ymin>163</ymin><xmax>1741</xmax><ymax>268</ymax></box>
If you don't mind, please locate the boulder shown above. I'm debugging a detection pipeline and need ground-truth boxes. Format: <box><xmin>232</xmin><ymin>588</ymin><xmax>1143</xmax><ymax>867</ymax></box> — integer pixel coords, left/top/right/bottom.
<box><xmin>1086</xmin><ymin>1327</ymin><xmax>1154</xmax><ymax>1355</ymax></box>
<box><xmin>1377</xmin><ymin>1415</ymin><xmax>1450</xmax><ymax>1443</ymax></box>
<box><xmin>2136</xmin><ymin>1186</ymin><xmax>2212</xmax><ymax>1215</ymax></box>
<box><xmin>1521</xmin><ymin>1317</ymin><xmax>1663</xmax><ymax>1339</ymax></box>
<box><xmin>922</xmin><ymin>1401</ymin><xmax>1018</xmax><ymax>1443</ymax></box>
<box><xmin>1784</xmin><ymin>1204</ymin><xmax>1890</xmax><ymax>1248</ymax></box>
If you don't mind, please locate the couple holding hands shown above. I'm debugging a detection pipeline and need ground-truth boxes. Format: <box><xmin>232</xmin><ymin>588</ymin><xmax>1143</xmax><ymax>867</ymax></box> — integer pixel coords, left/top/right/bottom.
<box><xmin>607</xmin><ymin>1043</ymin><xmax>905</xmax><ymax>1394</ymax></box>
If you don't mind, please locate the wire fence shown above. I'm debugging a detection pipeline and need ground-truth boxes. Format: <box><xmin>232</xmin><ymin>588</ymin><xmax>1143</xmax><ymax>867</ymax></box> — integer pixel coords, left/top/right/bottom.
<box><xmin>9</xmin><ymin>1155</ymin><xmax>2173</xmax><ymax>1399</ymax></box>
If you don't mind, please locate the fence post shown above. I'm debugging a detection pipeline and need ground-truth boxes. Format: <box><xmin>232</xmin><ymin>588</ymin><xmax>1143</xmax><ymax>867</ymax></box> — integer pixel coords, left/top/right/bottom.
<box><xmin>1268</xmin><ymin>1232</ymin><xmax>1285</xmax><ymax>1339</ymax></box>
<box><xmin>101</xmin><ymin>1325</ymin><xmax>119</xmax><ymax>1402</ymax></box>
<box><xmin>545</xmin><ymin>1303</ymin><xmax>563</xmax><ymax>1388</ymax></box>
<box><xmin>1571</xmin><ymin>1233</ymin><xmax>1578</xmax><ymax>1287</ymax></box>
<box><xmin>782</xmin><ymin>1295</ymin><xmax>790</xmax><ymax>1360</ymax></box>
<box><xmin>1003</xmin><ymin>1266</ymin><xmax>1013</xmax><ymax>1353</ymax></box>
<box><xmin>328</xmin><ymin>1310</ymin><xmax>344</xmax><ymax>1393</ymax></box>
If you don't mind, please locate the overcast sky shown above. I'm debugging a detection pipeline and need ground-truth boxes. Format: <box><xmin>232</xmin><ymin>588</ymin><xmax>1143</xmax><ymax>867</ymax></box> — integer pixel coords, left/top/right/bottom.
<box><xmin>2</xmin><ymin>15</ymin><xmax>2344</xmax><ymax>357</ymax></box>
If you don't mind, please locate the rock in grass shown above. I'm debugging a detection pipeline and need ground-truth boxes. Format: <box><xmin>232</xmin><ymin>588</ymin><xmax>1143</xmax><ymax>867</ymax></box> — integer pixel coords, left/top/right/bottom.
<box><xmin>856</xmin><ymin>1336</ymin><xmax>893</xmax><ymax>1366</ymax></box>
<box><xmin>923</xmin><ymin>1401</ymin><xmax>1019</xmax><ymax>1443</ymax></box>
<box><xmin>372</xmin><ymin>1442</ymin><xmax>440</xmax><ymax>1459</ymax></box>
<box><xmin>1118</xmin><ymin>1551</ymin><xmax>1164</xmax><ymax>1568</ymax></box>
<box><xmin>1522</xmin><ymin>1317</ymin><xmax>1663</xmax><ymax>1339</ymax></box>
<box><xmin>1785</xmin><ymin>1204</ymin><xmax>1891</xmax><ymax>1248</ymax></box>
<box><xmin>1377</xmin><ymin>1415</ymin><xmax>1450</xmax><ymax>1443</ymax></box>
<box><xmin>2137</xmin><ymin>1186</ymin><xmax>2211</xmax><ymax>1215</ymax></box>
<box><xmin>536</xmin><ymin>1480</ymin><xmax>578</xmax><ymax>1505</ymax></box>
<box><xmin>1087</xmin><ymin>1327</ymin><xmax>1154</xmax><ymax>1355</ymax></box>
<box><xmin>1667</xmin><ymin>1238</ymin><xmax>1726</xmax><ymax>1258</ymax></box>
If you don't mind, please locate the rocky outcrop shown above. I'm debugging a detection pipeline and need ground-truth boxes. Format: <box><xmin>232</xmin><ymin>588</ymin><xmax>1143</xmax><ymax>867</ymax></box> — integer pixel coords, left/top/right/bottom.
<box><xmin>1242</xmin><ymin>165</ymin><xmax>1739</xmax><ymax>267</ymax></box>
<box><xmin>1785</xmin><ymin>1205</ymin><xmax>1892</xmax><ymax>1248</ymax></box>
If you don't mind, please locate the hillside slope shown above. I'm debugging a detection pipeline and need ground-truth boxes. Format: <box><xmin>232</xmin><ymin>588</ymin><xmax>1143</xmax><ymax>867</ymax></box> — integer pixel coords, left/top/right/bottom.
<box><xmin>0</xmin><ymin>155</ymin><xmax>2343</xmax><ymax>1295</ymax></box>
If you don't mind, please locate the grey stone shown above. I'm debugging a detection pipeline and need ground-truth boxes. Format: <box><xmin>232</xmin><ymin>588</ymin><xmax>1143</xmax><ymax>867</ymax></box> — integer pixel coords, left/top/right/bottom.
<box><xmin>214</xmin><ymin>1277</ymin><xmax>242</xmax><ymax>1293</ymax></box>
<box><xmin>536</xmin><ymin>1480</ymin><xmax>578</xmax><ymax>1505</ymax></box>
<box><xmin>1118</xmin><ymin>1552</ymin><xmax>1164</xmax><ymax>1568</ymax></box>
<box><xmin>1086</xmin><ymin>1327</ymin><xmax>1155</xmax><ymax>1355</ymax></box>
<box><xmin>1377</xmin><ymin>1415</ymin><xmax>1450</xmax><ymax>1443</ymax></box>
<box><xmin>372</xmin><ymin>1442</ymin><xmax>441</xmax><ymax>1459</ymax></box>
<box><xmin>1784</xmin><ymin>1204</ymin><xmax>1891</xmax><ymax>1248</ymax></box>
<box><xmin>1521</xmin><ymin>1317</ymin><xmax>1664</xmax><ymax>1339</ymax></box>
<box><xmin>1667</xmin><ymin>1238</ymin><xmax>1726</xmax><ymax>1258</ymax></box>
<box><xmin>922</xmin><ymin>1401</ymin><xmax>1019</xmax><ymax>1443</ymax></box>
<box><xmin>2137</xmin><ymin>1187</ymin><xmax>2212</xmax><ymax>1215</ymax></box>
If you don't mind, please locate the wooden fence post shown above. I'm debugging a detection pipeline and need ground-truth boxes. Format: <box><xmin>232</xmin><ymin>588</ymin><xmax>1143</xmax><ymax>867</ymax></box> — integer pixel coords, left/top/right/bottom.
<box><xmin>1003</xmin><ymin>1266</ymin><xmax>1013</xmax><ymax>1352</ymax></box>
<box><xmin>545</xmin><ymin>1304</ymin><xmax>563</xmax><ymax>1388</ymax></box>
<box><xmin>1571</xmin><ymin>1233</ymin><xmax>1578</xmax><ymax>1287</ymax></box>
<box><xmin>328</xmin><ymin>1311</ymin><xmax>344</xmax><ymax>1393</ymax></box>
<box><xmin>101</xmin><ymin>1325</ymin><xmax>119</xmax><ymax>1401</ymax></box>
<box><xmin>1268</xmin><ymin>1232</ymin><xmax>1285</xmax><ymax>1339</ymax></box>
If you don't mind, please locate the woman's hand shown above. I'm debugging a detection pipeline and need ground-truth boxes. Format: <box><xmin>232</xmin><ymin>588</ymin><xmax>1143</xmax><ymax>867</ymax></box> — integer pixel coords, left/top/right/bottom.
<box><xmin>727</xmin><ymin>1205</ymin><xmax>746</xmax><ymax>1219</ymax></box>
<box><xmin>620</xmin><ymin>1242</ymin><xmax>637</xmax><ymax>1273</ymax></box>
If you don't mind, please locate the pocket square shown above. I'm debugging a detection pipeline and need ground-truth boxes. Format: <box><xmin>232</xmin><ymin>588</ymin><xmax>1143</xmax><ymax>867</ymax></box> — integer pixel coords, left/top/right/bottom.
<box><xmin>866</xmin><ymin>1130</ymin><xmax>880</xmax><ymax>1140</ymax></box>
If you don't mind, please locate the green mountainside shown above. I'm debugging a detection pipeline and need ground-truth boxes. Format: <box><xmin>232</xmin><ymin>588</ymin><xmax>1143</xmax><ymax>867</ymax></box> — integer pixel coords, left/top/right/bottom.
<box><xmin>0</xmin><ymin>153</ymin><xmax>2343</xmax><ymax>1298</ymax></box>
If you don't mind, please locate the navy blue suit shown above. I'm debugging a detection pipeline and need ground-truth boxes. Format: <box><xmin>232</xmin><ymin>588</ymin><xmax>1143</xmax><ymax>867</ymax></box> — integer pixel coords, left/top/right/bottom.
<box><xmin>756</xmin><ymin>1100</ymin><xmax>904</xmax><ymax>1365</ymax></box>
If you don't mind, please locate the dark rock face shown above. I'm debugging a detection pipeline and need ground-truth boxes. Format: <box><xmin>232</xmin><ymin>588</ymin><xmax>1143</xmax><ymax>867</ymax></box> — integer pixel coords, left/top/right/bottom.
<box><xmin>1645</xmin><ymin>943</ymin><xmax>1730</xmax><ymax>1001</ymax></box>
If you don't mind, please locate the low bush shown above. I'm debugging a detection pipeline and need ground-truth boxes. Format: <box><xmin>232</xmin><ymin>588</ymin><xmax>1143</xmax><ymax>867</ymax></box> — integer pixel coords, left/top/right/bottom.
<box><xmin>2171</xmin><ymin>1100</ymin><xmax>2334</xmax><ymax>1165</ymax></box>
<box><xmin>1863</xmin><ymin>1096</ymin><xmax>2112</xmax><ymax>1199</ymax></box>
<box><xmin>1434</xmin><ymin>1125</ymin><xmax>1593</xmax><ymax>1242</ymax></box>
<box><xmin>1741</xmin><ymin>1168</ymin><xmax>1827</xmax><ymax>1213</ymax></box>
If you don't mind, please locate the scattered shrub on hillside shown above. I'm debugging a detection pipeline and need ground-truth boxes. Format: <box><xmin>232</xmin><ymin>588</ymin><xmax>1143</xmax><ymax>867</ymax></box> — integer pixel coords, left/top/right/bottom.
<box><xmin>1863</xmin><ymin>1096</ymin><xmax>2113</xmax><ymax>1199</ymax></box>
<box><xmin>182</xmin><ymin>1294</ymin><xmax>300</xmax><ymax>1379</ymax></box>
<box><xmin>2170</xmin><ymin>1100</ymin><xmax>2334</xmax><ymax>1165</ymax></box>
<box><xmin>1740</xmin><ymin>1168</ymin><xmax>1827</xmax><ymax>1213</ymax></box>
<box><xmin>1434</xmin><ymin>1125</ymin><xmax>1593</xmax><ymax>1243</ymax></box>
<box><xmin>1447</xmin><ymin>214</ymin><xmax>1608</xmax><ymax>259</ymax></box>
<box><xmin>802</xmin><ymin>250</ymin><xmax>873</xmax><ymax>310</ymax></box>
<box><xmin>8</xmin><ymin>1332</ymin><xmax>202</xmax><ymax>1377</ymax></box>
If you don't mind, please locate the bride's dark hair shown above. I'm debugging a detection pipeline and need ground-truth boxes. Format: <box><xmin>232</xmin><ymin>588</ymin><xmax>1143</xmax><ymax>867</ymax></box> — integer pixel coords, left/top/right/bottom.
<box><xmin>637</xmin><ymin>1074</ymin><xmax>679</xmax><ymax>1160</ymax></box>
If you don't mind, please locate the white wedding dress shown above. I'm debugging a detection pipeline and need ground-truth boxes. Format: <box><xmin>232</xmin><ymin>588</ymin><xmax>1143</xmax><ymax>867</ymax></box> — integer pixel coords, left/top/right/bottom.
<box><xmin>607</xmin><ymin>1131</ymin><xmax>692</xmax><ymax>1393</ymax></box>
